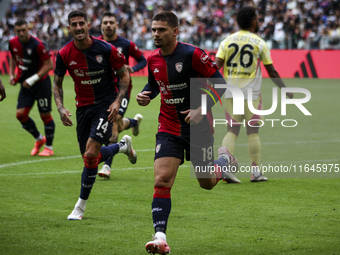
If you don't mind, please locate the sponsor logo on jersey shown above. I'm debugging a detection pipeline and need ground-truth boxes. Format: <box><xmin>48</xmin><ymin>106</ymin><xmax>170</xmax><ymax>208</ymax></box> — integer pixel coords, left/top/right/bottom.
<box><xmin>175</xmin><ymin>62</ymin><xmax>183</xmax><ymax>73</ymax></box>
<box><xmin>27</xmin><ymin>49</ymin><xmax>32</xmax><ymax>55</ymax></box>
<box><xmin>74</xmin><ymin>69</ymin><xmax>85</xmax><ymax>77</ymax></box>
<box><xmin>18</xmin><ymin>65</ymin><xmax>28</xmax><ymax>71</ymax></box>
<box><xmin>81</xmin><ymin>78</ymin><xmax>102</xmax><ymax>84</ymax></box>
<box><xmin>69</xmin><ymin>61</ymin><xmax>77</xmax><ymax>66</ymax></box>
<box><xmin>96</xmin><ymin>55</ymin><xmax>103</xmax><ymax>63</ymax></box>
<box><xmin>163</xmin><ymin>97</ymin><xmax>185</xmax><ymax>104</ymax></box>
<box><xmin>155</xmin><ymin>144</ymin><xmax>161</xmax><ymax>153</ymax></box>
<box><xmin>74</xmin><ymin>69</ymin><xmax>105</xmax><ymax>77</ymax></box>
<box><xmin>154</xmin><ymin>68</ymin><xmax>159</xmax><ymax>73</ymax></box>
<box><xmin>166</xmin><ymin>82</ymin><xmax>187</xmax><ymax>90</ymax></box>
<box><xmin>200</xmin><ymin>53</ymin><xmax>209</xmax><ymax>64</ymax></box>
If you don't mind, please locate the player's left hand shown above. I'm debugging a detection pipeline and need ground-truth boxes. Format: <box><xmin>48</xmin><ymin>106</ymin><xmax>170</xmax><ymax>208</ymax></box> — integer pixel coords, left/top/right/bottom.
<box><xmin>125</xmin><ymin>65</ymin><xmax>134</xmax><ymax>73</ymax></box>
<box><xmin>287</xmin><ymin>92</ymin><xmax>293</xmax><ymax>99</ymax></box>
<box><xmin>181</xmin><ymin>107</ymin><xmax>204</xmax><ymax>125</ymax></box>
<box><xmin>108</xmin><ymin>100</ymin><xmax>120</xmax><ymax>122</ymax></box>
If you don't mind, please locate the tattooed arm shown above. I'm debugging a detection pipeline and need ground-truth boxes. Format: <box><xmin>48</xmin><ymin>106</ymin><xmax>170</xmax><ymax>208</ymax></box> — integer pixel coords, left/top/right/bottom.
<box><xmin>107</xmin><ymin>65</ymin><xmax>130</xmax><ymax>122</ymax></box>
<box><xmin>53</xmin><ymin>74</ymin><xmax>73</xmax><ymax>126</ymax></box>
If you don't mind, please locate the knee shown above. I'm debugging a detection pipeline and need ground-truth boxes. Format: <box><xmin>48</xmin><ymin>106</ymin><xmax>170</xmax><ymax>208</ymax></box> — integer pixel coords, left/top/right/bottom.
<box><xmin>154</xmin><ymin>176</ymin><xmax>172</xmax><ymax>187</ymax></box>
<box><xmin>16</xmin><ymin>112</ymin><xmax>29</xmax><ymax>123</ymax></box>
<box><xmin>117</xmin><ymin>118</ymin><xmax>124</xmax><ymax>133</ymax></box>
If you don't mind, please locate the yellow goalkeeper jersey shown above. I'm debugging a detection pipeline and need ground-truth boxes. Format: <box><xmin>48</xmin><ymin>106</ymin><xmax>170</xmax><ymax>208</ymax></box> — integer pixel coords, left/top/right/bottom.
<box><xmin>216</xmin><ymin>30</ymin><xmax>272</xmax><ymax>100</ymax></box>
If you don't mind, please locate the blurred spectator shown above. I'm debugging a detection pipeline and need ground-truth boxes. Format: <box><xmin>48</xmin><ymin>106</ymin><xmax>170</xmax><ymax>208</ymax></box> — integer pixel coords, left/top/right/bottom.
<box><xmin>1</xmin><ymin>0</ymin><xmax>339</xmax><ymax>50</ymax></box>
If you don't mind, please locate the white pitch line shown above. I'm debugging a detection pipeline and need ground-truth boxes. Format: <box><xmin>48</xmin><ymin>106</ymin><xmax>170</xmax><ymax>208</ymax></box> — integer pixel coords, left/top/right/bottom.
<box><xmin>0</xmin><ymin>159</ymin><xmax>339</xmax><ymax>177</ymax></box>
<box><xmin>0</xmin><ymin>139</ymin><xmax>339</xmax><ymax>171</ymax></box>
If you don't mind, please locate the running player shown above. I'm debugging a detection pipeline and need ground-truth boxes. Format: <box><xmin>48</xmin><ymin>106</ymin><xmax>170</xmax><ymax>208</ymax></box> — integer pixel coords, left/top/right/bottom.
<box><xmin>9</xmin><ymin>19</ymin><xmax>55</xmax><ymax>156</ymax></box>
<box><xmin>53</xmin><ymin>10</ymin><xmax>137</xmax><ymax>220</ymax></box>
<box><xmin>136</xmin><ymin>11</ymin><xmax>239</xmax><ymax>254</ymax></box>
<box><xmin>97</xmin><ymin>11</ymin><xmax>147</xmax><ymax>179</ymax></box>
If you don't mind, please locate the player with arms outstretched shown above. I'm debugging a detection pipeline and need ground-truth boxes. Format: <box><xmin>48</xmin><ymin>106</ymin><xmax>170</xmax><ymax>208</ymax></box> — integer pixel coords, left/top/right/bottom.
<box><xmin>137</xmin><ymin>11</ymin><xmax>238</xmax><ymax>254</ymax></box>
<box><xmin>9</xmin><ymin>19</ymin><xmax>55</xmax><ymax>156</ymax></box>
<box><xmin>97</xmin><ymin>11</ymin><xmax>147</xmax><ymax>179</ymax></box>
<box><xmin>53</xmin><ymin>10</ymin><xmax>137</xmax><ymax>220</ymax></box>
<box><xmin>215</xmin><ymin>7</ymin><xmax>293</xmax><ymax>182</ymax></box>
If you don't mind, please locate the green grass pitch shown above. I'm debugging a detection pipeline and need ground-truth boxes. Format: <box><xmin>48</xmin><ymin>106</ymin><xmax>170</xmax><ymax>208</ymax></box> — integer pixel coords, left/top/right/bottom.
<box><xmin>0</xmin><ymin>75</ymin><xmax>339</xmax><ymax>254</ymax></box>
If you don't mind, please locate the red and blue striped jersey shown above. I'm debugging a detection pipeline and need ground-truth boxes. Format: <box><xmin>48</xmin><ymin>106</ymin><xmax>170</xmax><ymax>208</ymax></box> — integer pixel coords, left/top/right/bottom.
<box><xmin>9</xmin><ymin>35</ymin><xmax>51</xmax><ymax>84</ymax></box>
<box><xmin>147</xmin><ymin>42</ymin><xmax>218</xmax><ymax>138</ymax></box>
<box><xmin>55</xmin><ymin>36</ymin><xmax>126</xmax><ymax>107</ymax></box>
<box><xmin>97</xmin><ymin>35</ymin><xmax>143</xmax><ymax>66</ymax></box>
<box><xmin>97</xmin><ymin>35</ymin><xmax>145</xmax><ymax>97</ymax></box>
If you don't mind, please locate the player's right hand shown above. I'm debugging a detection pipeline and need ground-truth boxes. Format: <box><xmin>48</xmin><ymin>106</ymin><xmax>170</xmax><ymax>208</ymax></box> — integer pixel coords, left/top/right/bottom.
<box><xmin>58</xmin><ymin>107</ymin><xmax>73</xmax><ymax>126</ymax></box>
<box><xmin>0</xmin><ymin>81</ymin><xmax>6</xmax><ymax>101</ymax></box>
<box><xmin>136</xmin><ymin>91</ymin><xmax>151</xmax><ymax>106</ymax></box>
<box><xmin>9</xmin><ymin>76</ymin><xmax>17</xmax><ymax>85</ymax></box>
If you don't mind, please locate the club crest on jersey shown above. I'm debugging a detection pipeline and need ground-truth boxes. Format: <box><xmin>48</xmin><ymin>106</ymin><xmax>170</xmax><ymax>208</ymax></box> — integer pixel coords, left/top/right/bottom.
<box><xmin>155</xmin><ymin>144</ymin><xmax>161</xmax><ymax>153</ymax></box>
<box><xmin>117</xmin><ymin>51</ymin><xmax>123</xmax><ymax>58</ymax></box>
<box><xmin>27</xmin><ymin>49</ymin><xmax>32</xmax><ymax>55</ymax></box>
<box><xmin>175</xmin><ymin>62</ymin><xmax>183</xmax><ymax>73</ymax></box>
<box><xmin>96</xmin><ymin>55</ymin><xmax>103</xmax><ymax>63</ymax></box>
<box><xmin>200</xmin><ymin>53</ymin><xmax>209</xmax><ymax>64</ymax></box>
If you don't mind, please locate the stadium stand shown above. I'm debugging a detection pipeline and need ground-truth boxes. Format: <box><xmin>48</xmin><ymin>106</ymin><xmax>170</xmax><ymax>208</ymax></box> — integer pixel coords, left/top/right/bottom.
<box><xmin>0</xmin><ymin>0</ymin><xmax>339</xmax><ymax>50</ymax></box>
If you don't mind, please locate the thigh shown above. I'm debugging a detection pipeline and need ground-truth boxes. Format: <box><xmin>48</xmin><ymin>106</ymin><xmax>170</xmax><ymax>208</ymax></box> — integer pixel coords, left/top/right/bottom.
<box><xmin>154</xmin><ymin>133</ymin><xmax>185</xmax><ymax>164</ymax></box>
<box><xmin>225</xmin><ymin>98</ymin><xmax>244</xmax><ymax>126</ymax></box>
<box><xmin>33</xmin><ymin>78</ymin><xmax>52</xmax><ymax>113</ymax></box>
<box><xmin>89</xmin><ymin>102</ymin><xmax>113</xmax><ymax>145</ymax></box>
<box><xmin>190</xmin><ymin>135</ymin><xmax>215</xmax><ymax>178</ymax></box>
<box><xmin>17</xmin><ymin>87</ymin><xmax>34</xmax><ymax>109</ymax></box>
<box><xmin>244</xmin><ymin>95</ymin><xmax>264</xmax><ymax>126</ymax></box>
<box><xmin>76</xmin><ymin>106</ymin><xmax>91</xmax><ymax>154</ymax></box>
<box><xmin>118</xmin><ymin>87</ymin><xmax>131</xmax><ymax>117</ymax></box>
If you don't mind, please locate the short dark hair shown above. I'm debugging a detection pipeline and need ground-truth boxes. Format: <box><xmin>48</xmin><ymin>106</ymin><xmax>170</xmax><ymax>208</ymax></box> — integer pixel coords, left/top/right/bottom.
<box><xmin>68</xmin><ymin>10</ymin><xmax>88</xmax><ymax>24</ymax></box>
<box><xmin>102</xmin><ymin>11</ymin><xmax>117</xmax><ymax>20</ymax></box>
<box><xmin>237</xmin><ymin>7</ymin><xmax>257</xmax><ymax>30</ymax></box>
<box><xmin>14</xmin><ymin>19</ymin><xmax>28</xmax><ymax>27</ymax></box>
<box><xmin>152</xmin><ymin>11</ymin><xmax>178</xmax><ymax>28</ymax></box>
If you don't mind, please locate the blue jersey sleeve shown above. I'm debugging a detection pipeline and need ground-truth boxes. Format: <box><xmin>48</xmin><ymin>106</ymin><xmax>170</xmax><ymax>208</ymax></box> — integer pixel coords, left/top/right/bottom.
<box><xmin>54</xmin><ymin>52</ymin><xmax>67</xmax><ymax>77</ymax></box>
<box><xmin>142</xmin><ymin>66</ymin><xmax>159</xmax><ymax>100</ymax></box>
<box><xmin>132</xmin><ymin>55</ymin><xmax>147</xmax><ymax>73</ymax></box>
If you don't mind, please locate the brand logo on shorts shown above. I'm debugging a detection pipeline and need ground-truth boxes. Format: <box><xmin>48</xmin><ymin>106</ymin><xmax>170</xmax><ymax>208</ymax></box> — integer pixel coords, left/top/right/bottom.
<box><xmin>96</xmin><ymin>132</ymin><xmax>104</xmax><ymax>138</ymax></box>
<box><xmin>96</xmin><ymin>55</ymin><xmax>103</xmax><ymax>63</ymax></box>
<box><xmin>155</xmin><ymin>144</ymin><xmax>161</xmax><ymax>153</ymax></box>
<box><xmin>175</xmin><ymin>62</ymin><xmax>183</xmax><ymax>73</ymax></box>
<box><xmin>27</xmin><ymin>49</ymin><xmax>32</xmax><ymax>55</ymax></box>
<box><xmin>69</xmin><ymin>61</ymin><xmax>77</xmax><ymax>66</ymax></box>
<box><xmin>154</xmin><ymin>68</ymin><xmax>159</xmax><ymax>73</ymax></box>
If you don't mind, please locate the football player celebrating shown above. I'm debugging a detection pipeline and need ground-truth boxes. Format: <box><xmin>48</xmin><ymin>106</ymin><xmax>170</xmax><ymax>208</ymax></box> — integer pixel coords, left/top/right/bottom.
<box><xmin>53</xmin><ymin>10</ymin><xmax>137</xmax><ymax>220</ymax></box>
<box><xmin>97</xmin><ymin>12</ymin><xmax>147</xmax><ymax>179</ymax></box>
<box><xmin>9</xmin><ymin>19</ymin><xmax>55</xmax><ymax>156</ymax></box>
<box><xmin>137</xmin><ymin>11</ymin><xmax>239</xmax><ymax>254</ymax></box>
